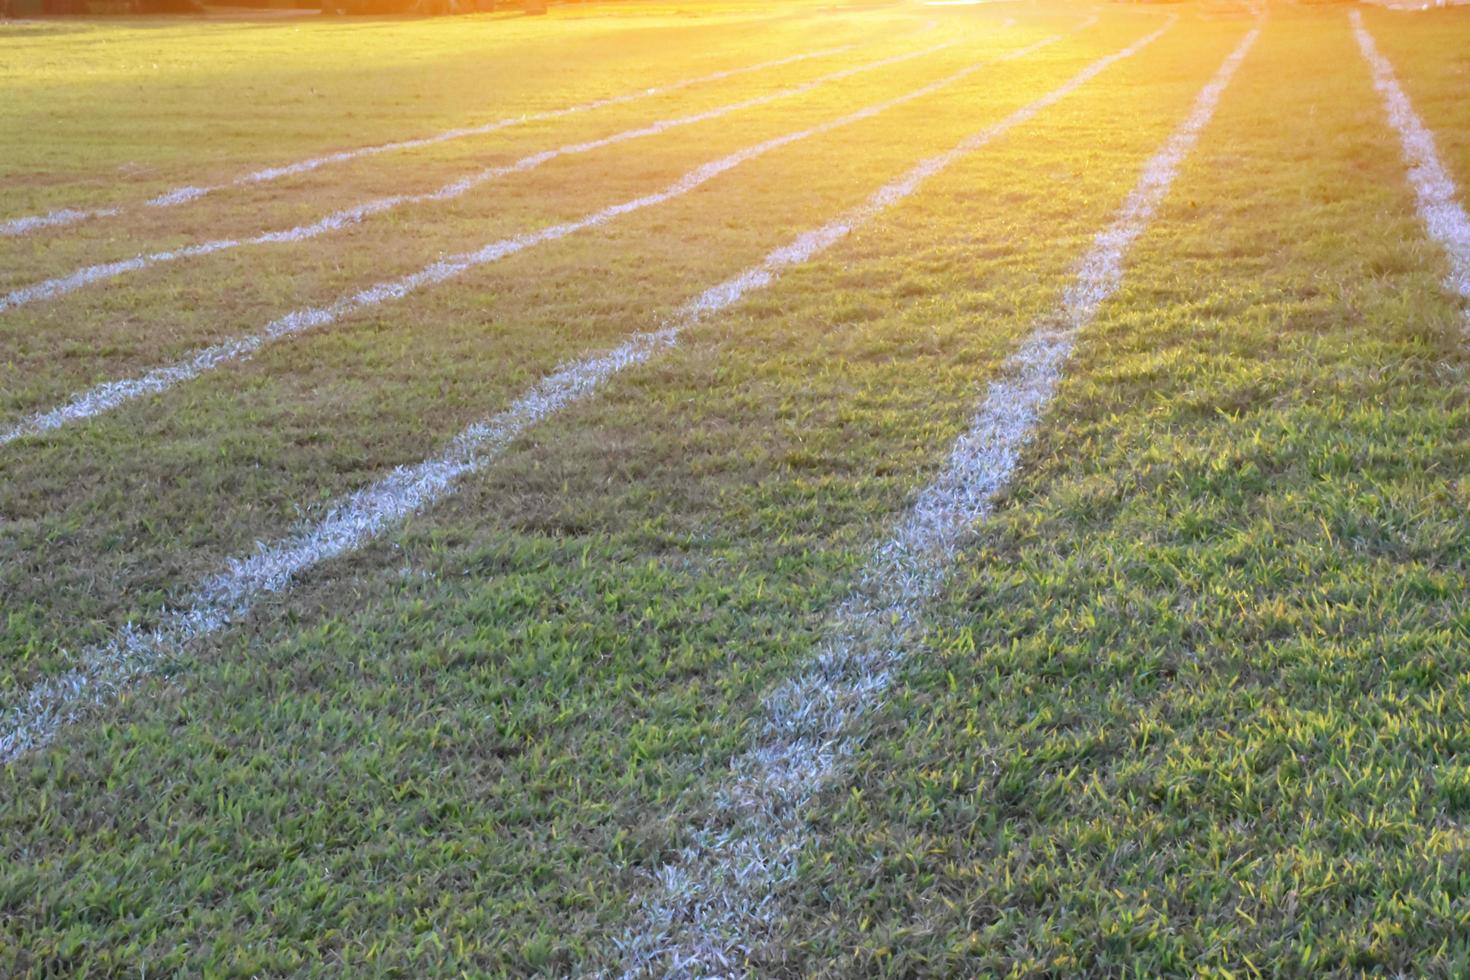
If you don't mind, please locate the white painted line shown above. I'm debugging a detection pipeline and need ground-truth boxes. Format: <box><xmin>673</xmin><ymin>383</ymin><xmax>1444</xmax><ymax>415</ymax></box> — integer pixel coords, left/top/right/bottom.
<box><xmin>1351</xmin><ymin>10</ymin><xmax>1470</xmax><ymax>327</ymax></box>
<box><xmin>0</xmin><ymin>39</ymin><xmax>963</xmax><ymax>314</ymax></box>
<box><xmin>0</xmin><ymin>44</ymin><xmax>851</xmax><ymax>239</ymax></box>
<box><xmin>0</xmin><ymin>34</ymin><xmax>1047</xmax><ymax>447</ymax></box>
<box><xmin>610</xmin><ymin>23</ymin><xmax>1256</xmax><ymax>978</ymax></box>
<box><xmin>1361</xmin><ymin>0</ymin><xmax>1463</xmax><ymax>11</ymax></box>
<box><xmin>0</xmin><ymin>206</ymin><xmax>122</xmax><ymax>237</ymax></box>
<box><xmin>0</xmin><ymin>328</ymin><xmax>673</xmax><ymax>764</ymax></box>
<box><xmin>0</xmin><ymin>19</ymin><xmax>1149</xmax><ymax>765</ymax></box>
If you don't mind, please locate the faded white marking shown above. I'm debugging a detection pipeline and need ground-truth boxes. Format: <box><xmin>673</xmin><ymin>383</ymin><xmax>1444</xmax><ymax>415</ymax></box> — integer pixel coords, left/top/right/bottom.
<box><xmin>0</xmin><ymin>40</ymin><xmax>959</xmax><ymax>314</ymax></box>
<box><xmin>0</xmin><ymin>206</ymin><xmax>121</xmax><ymax>238</ymax></box>
<box><xmin>1360</xmin><ymin>0</ymin><xmax>1462</xmax><ymax>10</ymax></box>
<box><xmin>0</xmin><ymin>24</ymin><xmax>1098</xmax><ymax>765</ymax></box>
<box><xmin>0</xmin><ymin>328</ymin><xmax>674</xmax><ymax>764</ymax></box>
<box><xmin>154</xmin><ymin>40</ymin><xmax>850</xmax><ymax>203</ymax></box>
<box><xmin>610</xmin><ymin>23</ymin><xmax>1256</xmax><ymax>979</ymax></box>
<box><xmin>1352</xmin><ymin>10</ymin><xmax>1470</xmax><ymax>327</ymax></box>
<box><xmin>1</xmin><ymin>37</ymin><xmax>1043</xmax><ymax>447</ymax></box>
<box><xmin>0</xmin><ymin>45</ymin><xmax>851</xmax><ymax>239</ymax></box>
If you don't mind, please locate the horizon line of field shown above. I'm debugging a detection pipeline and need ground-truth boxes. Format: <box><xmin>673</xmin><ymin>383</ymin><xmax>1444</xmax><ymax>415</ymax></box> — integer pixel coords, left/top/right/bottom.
<box><xmin>0</xmin><ymin>20</ymin><xmax>1103</xmax><ymax>447</ymax></box>
<box><xmin>0</xmin><ymin>5</ymin><xmax>939</xmax><ymax>239</ymax></box>
<box><xmin>0</xmin><ymin>15</ymin><xmax>1178</xmax><ymax>765</ymax></box>
<box><xmin>0</xmin><ymin>31</ymin><xmax>983</xmax><ymax>314</ymax></box>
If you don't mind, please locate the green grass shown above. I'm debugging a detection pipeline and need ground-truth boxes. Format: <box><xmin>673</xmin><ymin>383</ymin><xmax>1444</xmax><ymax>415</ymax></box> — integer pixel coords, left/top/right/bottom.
<box><xmin>2</xmin><ymin>0</ymin><xmax>1469</xmax><ymax>974</ymax></box>
<box><xmin>779</xmin><ymin>10</ymin><xmax>1470</xmax><ymax>975</ymax></box>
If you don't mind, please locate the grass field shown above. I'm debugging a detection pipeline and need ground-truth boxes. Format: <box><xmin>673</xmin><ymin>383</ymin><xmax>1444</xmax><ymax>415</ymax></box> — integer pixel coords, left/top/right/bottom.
<box><xmin>2</xmin><ymin>0</ymin><xmax>1469</xmax><ymax>974</ymax></box>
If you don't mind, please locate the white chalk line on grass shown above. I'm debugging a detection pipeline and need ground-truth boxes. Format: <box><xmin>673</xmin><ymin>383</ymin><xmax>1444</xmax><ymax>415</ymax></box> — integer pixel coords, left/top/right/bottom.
<box><xmin>1351</xmin><ymin>10</ymin><xmax>1470</xmax><ymax>328</ymax></box>
<box><xmin>0</xmin><ymin>44</ymin><xmax>852</xmax><ymax>240</ymax></box>
<box><xmin>0</xmin><ymin>31</ymin><xmax>1061</xmax><ymax>448</ymax></box>
<box><xmin>0</xmin><ymin>19</ymin><xmax>1141</xmax><ymax>766</ymax></box>
<box><xmin>0</xmin><ymin>206</ymin><xmax>124</xmax><ymax>238</ymax></box>
<box><xmin>609</xmin><ymin>22</ymin><xmax>1255</xmax><ymax>979</ymax></box>
<box><xmin>0</xmin><ymin>38</ymin><xmax>966</xmax><ymax>314</ymax></box>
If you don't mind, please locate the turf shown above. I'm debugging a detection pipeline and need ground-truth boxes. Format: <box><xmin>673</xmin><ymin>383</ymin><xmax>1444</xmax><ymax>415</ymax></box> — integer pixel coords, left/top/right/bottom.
<box><xmin>1</xmin><ymin>0</ymin><xmax>1468</xmax><ymax>975</ymax></box>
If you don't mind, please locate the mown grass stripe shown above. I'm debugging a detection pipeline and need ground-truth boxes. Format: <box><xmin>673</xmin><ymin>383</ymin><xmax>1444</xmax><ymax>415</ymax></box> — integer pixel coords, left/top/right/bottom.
<box><xmin>1351</xmin><ymin>10</ymin><xmax>1470</xmax><ymax>327</ymax></box>
<box><xmin>608</xmin><ymin>22</ymin><xmax>1256</xmax><ymax>978</ymax></box>
<box><xmin>0</xmin><ymin>19</ymin><xmax>1148</xmax><ymax>766</ymax></box>
<box><xmin>0</xmin><ymin>33</ymin><xmax>1055</xmax><ymax>448</ymax></box>
<box><xmin>0</xmin><ymin>37</ymin><xmax>966</xmax><ymax>314</ymax></box>
<box><xmin>0</xmin><ymin>42</ymin><xmax>853</xmax><ymax>239</ymax></box>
